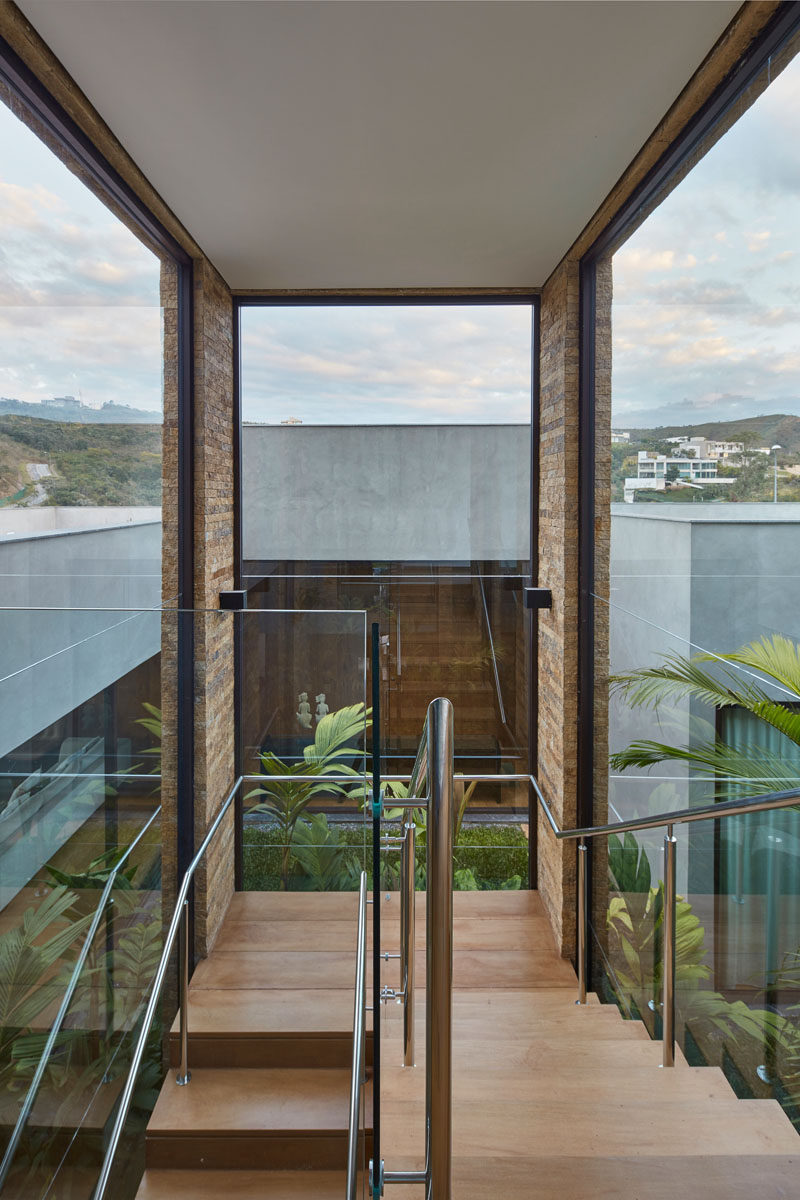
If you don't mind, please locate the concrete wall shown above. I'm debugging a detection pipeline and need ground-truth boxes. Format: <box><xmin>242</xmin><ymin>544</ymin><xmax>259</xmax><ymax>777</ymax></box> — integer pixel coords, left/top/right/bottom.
<box><xmin>609</xmin><ymin>503</ymin><xmax>800</xmax><ymax>891</ymax></box>
<box><xmin>242</xmin><ymin>423</ymin><xmax>531</xmax><ymax>563</ymax></box>
<box><xmin>0</xmin><ymin>520</ymin><xmax>161</xmax><ymax>761</ymax></box>
<box><xmin>0</xmin><ymin>506</ymin><xmax>161</xmax><ymax>535</ymax></box>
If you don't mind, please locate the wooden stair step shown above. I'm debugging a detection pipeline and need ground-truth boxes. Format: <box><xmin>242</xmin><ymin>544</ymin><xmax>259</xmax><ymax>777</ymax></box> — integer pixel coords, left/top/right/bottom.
<box><xmin>168</xmin><ymin>988</ymin><xmax>372</xmax><ymax>1068</ymax></box>
<box><xmin>382</xmin><ymin>1096</ymin><xmax>798</xmax><ymax>1159</ymax></box>
<box><xmin>190</xmin><ymin>947</ymin><xmax>576</xmax><ymax>990</ymax></box>
<box><xmin>220</xmin><ymin>889</ymin><xmax>547</xmax><ymax>922</ymax></box>
<box><xmin>137</xmin><ymin>1170</ymin><xmax>345</xmax><ymax>1199</ymax></box>
<box><xmin>213</xmin><ymin>915</ymin><xmax>555</xmax><ymax>954</ymax></box>
<box><xmin>146</xmin><ymin>1068</ymin><xmax>371</xmax><ymax>1170</ymax></box>
<box><xmin>379</xmin><ymin>1156</ymin><xmax>800</xmax><ymax>1199</ymax></box>
<box><xmin>381</xmin><ymin>1063</ymin><xmax>735</xmax><ymax>1105</ymax></box>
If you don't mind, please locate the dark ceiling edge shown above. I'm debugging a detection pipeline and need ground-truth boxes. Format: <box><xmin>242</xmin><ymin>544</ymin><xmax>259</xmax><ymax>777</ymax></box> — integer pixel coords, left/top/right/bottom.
<box><xmin>233</xmin><ymin>287</ymin><xmax>541</xmax><ymax>301</ymax></box>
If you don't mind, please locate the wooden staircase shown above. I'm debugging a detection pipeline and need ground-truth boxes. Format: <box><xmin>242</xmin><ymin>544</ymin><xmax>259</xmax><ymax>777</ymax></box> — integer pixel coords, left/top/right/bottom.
<box><xmin>136</xmin><ymin>891</ymin><xmax>798</xmax><ymax>1199</ymax></box>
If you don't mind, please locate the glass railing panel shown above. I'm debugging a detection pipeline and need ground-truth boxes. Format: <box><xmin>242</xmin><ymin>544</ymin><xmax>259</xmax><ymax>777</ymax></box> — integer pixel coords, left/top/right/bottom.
<box><xmin>379</xmin><ymin>777</ymin><xmax>529</xmax><ymax>892</ymax></box>
<box><xmin>1</xmin><ymin>817</ymin><xmax>162</xmax><ymax>1199</ymax></box>
<box><xmin>596</xmin><ymin>590</ymin><xmax>800</xmax><ymax>1131</ymax></box>
<box><xmin>591</xmin><ymin>807</ymin><xmax>800</xmax><ymax>1133</ymax></box>
<box><xmin>0</xmin><ymin>602</ymin><xmax>170</xmax><ymax>1198</ymax></box>
<box><xmin>242</xmin><ymin>564</ymin><xmax>530</xmax><ymax>778</ymax></box>
<box><xmin>240</xmin><ymin>606</ymin><xmax>369</xmax><ymax>891</ymax></box>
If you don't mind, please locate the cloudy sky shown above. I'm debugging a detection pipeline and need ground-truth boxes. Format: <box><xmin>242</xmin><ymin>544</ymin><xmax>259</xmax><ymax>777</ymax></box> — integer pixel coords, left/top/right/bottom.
<box><xmin>1</xmin><ymin>44</ymin><xmax>799</xmax><ymax>427</ymax></box>
<box><xmin>612</xmin><ymin>52</ymin><xmax>800</xmax><ymax>430</ymax></box>
<box><xmin>0</xmin><ymin>100</ymin><xmax>162</xmax><ymax>413</ymax></box>
<box><xmin>241</xmin><ymin>304</ymin><xmax>532</xmax><ymax>424</ymax></box>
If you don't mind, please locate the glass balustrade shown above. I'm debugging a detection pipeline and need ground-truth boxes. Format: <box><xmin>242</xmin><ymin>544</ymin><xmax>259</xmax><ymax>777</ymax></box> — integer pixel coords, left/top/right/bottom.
<box><xmin>593</xmin><ymin>594</ymin><xmax>800</xmax><ymax>1133</ymax></box>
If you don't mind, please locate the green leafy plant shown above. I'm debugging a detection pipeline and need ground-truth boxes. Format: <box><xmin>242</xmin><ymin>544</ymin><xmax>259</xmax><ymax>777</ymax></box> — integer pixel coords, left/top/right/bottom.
<box><xmin>608</xmin><ymin>831</ymin><xmax>652</xmax><ymax>894</ymax></box>
<box><xmin>607</xmin><ymin>885</ymin><xmax>790</xmax><ymax>1050</ymax></box>
<box><xmin>609</xmin><ymin>633</ymin><xmax>800</xmax><ymax>795</ymax></box>
<box><xmin>289</xmin><ymin>814</ymin><xmax>361</xmax><ymax>891</ymax></box>
<box><xmin>46</xmin><ymin>846</ymin><xmax>139</xmax><ymax>894</ymax></box>
<box><xmin>247</xmin><ymin>703</ymin><xmax>369</xmax><ymax>888</ymax></box>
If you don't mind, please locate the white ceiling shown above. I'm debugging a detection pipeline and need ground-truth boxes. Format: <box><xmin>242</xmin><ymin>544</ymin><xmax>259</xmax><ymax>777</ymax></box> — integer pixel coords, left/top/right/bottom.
<box><xmin>19</xmin><ymin>0</ymin><xmax>741</xmax><ymax>290</ymax></box>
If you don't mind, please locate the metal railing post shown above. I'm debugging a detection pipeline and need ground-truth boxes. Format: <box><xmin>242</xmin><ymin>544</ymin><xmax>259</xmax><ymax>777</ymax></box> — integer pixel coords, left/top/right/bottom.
<box><xmin>401</xmin><ymin>818</ymin><xmax>416</xmax><ymax>1067</ymax></box>
<box><xmin>576</xmin><ymin>838</ymin><xmax>587</xmax><ymax>1005</ymax></box>
<box><xmin>346</xmin><ymin>872</ymin><xmax>368</xmax><ymax>1200</ymax></box>
<box><xmin>662</xmin><ymin>825</ymin><xmax>677</xmax><ymax>1068</ymax></box>
<box><xmin>426</xmin><ymin>698</ymin><xmax>453</xmax><ymax>1200</ymax></box>
<box><xmin>176</xmin><ymin>900</ymin><xmax>191</xmax><ymax>1085</ymax></box>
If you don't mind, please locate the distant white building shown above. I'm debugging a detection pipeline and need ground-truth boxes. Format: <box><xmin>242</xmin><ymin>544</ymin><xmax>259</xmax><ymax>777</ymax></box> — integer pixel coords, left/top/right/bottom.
<box><xmin>611</xmin><ymin>429</ymin><xmax>631</xmax><ymax>444</ymax></box>
<box><xmin>623</xmin><ymin>450</ymin><xmax>737</xmax><ymax>503</ymax></box>
<box><xmin>664</xmin><ymin>435</ymin><xmax>744</xmax><ymax>460</ymax></box>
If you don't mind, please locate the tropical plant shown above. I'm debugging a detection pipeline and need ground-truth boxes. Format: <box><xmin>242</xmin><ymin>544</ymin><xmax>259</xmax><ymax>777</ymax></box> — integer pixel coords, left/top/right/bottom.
<box><xmin>0</xmin><ymin>889</ymin><xmax>92</xmax><ymax>1072</ymax></box>
<box><xmin>608</xmin><ymin>831</ymin><xmax>651</xmax><ymax>894</ymax></box>
<box><xmin>289</xmin><ymin>814</ymin><xmax>361</xmax><ymax>891</ymax></box>
<box><xmin>381</xmin><ymin>777</ymin><xmax>476</xmax><ymax>841</ymax></box>
<box><xmin>607</xmin><ymin>885</ymin><xmax>790</xmax><ymax>1050</ymax></box>
<box><xmin>136</xmin><ymin>701</ymin><xmax>163</xmax><ymax>776</ymax></box>
<box><xmin>609</xmin><ymin>633</ymin><xmax>800</xmax><ymax>796</ymax></box>
<box><xmin>46</xmin><ymin>846</ymin><xmax>139</xmax><ymax>894</ymax></box>
<box><xmin>247</xmin><ymin>702</ymin><xmax>369</xmax><ymax>888</ymax></box>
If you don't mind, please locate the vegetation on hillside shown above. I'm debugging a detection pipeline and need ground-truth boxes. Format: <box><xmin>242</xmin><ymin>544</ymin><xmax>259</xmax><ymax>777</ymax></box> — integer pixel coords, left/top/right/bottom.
<box><xmin>613</xmin><ymin>414</ymin><xmax>800</xmax><ymax>503</ymax></box>
<box><xmin>0</xmin><ymin>415</ymin><xmax>162</xmax><ymax>506</ymax></box>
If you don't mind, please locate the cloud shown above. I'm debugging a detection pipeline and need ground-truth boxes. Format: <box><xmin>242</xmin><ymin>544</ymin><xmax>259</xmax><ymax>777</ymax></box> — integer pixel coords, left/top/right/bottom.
<box><xmin>241</xmin><ymin>304</ymin><xmax>532</xmax><ymax>423</ymax></box>
<box><xmin>609</xmin><ymin>50</ymin><xmax>800</xmax><ymax>430</ymax></box>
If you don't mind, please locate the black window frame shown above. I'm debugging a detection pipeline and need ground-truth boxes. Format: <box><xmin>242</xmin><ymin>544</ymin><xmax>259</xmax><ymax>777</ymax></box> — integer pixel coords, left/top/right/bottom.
<box><xmin>0</xmin><ymin>33</ymin><xmax>197</xmax><ymax>882</ymax></box>
<box><xmin>577</xmin><ymin>1</ymin><xmax>800</xmax><ymax>980</ymax></box>
<box><xmin>232</xmin><ymin>290</ymin><xmax>541</xmax><ymax>887</ymax></box>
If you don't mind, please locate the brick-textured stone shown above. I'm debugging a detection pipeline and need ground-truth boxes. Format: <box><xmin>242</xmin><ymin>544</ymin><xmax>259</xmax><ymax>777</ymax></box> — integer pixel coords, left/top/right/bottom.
<box><xmin>536</xmin><ymin>258</ymin><xmax>580</xmax><ymax>957</ymax></box>
<box><xmin>192</xmin><ymin>260</ymin><xmax>235</xmax><ymax>957</ymax></box>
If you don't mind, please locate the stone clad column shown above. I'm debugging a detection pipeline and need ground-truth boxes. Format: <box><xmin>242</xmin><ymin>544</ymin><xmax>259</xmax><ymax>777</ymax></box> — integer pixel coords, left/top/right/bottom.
<box><xmin>192</xmin><ymin>260</ymin><xmax>235</xmax><ymax>957</ymax></box>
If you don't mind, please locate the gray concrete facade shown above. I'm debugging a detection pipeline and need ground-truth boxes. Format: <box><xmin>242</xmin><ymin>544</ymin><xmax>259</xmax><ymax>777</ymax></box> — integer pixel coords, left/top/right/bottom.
<box><xmin>0</xmin><ymin>517</ymin><xmax>161</xmax><ymax>760</ymax></box>
<box><xmin>242</xmin><ymin>424</ymin><xmax>531</xmax><ymax>563</ymax></box>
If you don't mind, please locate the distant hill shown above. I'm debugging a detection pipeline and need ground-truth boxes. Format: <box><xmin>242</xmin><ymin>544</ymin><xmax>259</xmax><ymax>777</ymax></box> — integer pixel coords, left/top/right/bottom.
<box><xmin>0</xmin><ymin>397</ymin><xmax>160</xmax><ymax>425</ymax></box>
<box><xmin>627</xmin><ymin>414</ymin><xmax>800</xmax><ymax>459</ymax></box>
<box><xmin>0</xmin><ymin>415</ymin><xmax>161</xmax><ymax>507</ymax></box>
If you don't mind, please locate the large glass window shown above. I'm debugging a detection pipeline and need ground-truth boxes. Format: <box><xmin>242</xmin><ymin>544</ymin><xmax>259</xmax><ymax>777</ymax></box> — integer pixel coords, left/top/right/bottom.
<box><xmin>592</xmin><ymin>26</ymin><xmax>800</xmax><ymax>1129</ymax></box>
<box><xmin>0</xmin><ymin>84</ymin><xmax>170</xmax><ymax>1194</ymax></box>
<box><xmin>240</xmin><ymin>301</ymin><xmax>534</xmax><ymax>889</ymax></box>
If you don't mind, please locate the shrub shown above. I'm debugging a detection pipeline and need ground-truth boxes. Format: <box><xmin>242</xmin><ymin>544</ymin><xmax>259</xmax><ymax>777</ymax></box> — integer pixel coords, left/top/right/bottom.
<box><xmin>242</xmin><ymin>820</ymin><xmax>528</xmax><ymax>891</ymax></box>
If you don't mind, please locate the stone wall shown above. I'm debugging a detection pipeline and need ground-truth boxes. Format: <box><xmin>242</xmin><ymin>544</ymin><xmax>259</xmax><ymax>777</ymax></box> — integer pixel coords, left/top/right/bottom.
<box><xmin>536</xmin><ymin>259</ymin><xmax>580</xmax><ymax>956</ymax></box>
<box><xmin>192</xmin><ymin>260</ymin><xmax>235</xmax><ymax>956</ymax></box>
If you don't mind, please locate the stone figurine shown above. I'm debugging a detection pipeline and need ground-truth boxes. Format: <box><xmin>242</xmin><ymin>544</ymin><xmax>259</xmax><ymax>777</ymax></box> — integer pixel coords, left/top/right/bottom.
<box><xmin>296</xmin><ymin>691</ymin><xmax>312</xmax><ymax>730</ymax></box>
<box><xmin>315</xmin><ymin>693</ymin><xmax>329</xmax><ymax>721</ymax></box>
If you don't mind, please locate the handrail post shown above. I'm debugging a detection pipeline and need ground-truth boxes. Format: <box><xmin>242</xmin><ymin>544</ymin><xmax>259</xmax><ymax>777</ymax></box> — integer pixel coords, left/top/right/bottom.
<box><xmin>426</xmin><ymin>698</ymin><xmax>453</xmax><ymax>1200</ymax></box>
<box><xmin>401</xmin><ymin>817</ymin><xmax>416</xmax><ymax>1067</ymax></box>
<box><xmin>662</xmin><ymin>825</ymin><xmax>677</xmax><ymax>1068</ymax></box>
<box><xmin>176</xmin><ymin>900</ymin><xmax>191</xmax><ymax>1085</ymax></box>
<box><xmin>576</xmin><ymin>838</ymin><xmax>588</xmax><ymax>1005</ymax></box>
<box><xmin>346</xmin><ymin>872</ymin><xmax>368</xmax><ymax>1200</ymax></box>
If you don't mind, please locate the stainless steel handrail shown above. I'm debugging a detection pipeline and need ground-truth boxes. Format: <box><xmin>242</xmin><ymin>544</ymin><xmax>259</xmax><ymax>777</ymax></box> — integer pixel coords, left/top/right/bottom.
<box><xmin>93</xmin><ymin>778</ymin><xmax>242</xmax><ymax>1200</ymax></box>
<box><xmin>346</xmin><ymin>871</ymin><xmax>368</xmax><ymax>1200</ymax></box>
<box><xmin>242</xmin><ymin>772</ymin><xmax>528</xmax><ymax>785</ymax></box>
<box><xmin>532</xmin><ymin>774</ymin><xmax>800</xmax><ymax>841</ymax></box>
<box><xmin>532</xmin><ymin>772</ymin><xmax>800</xmax><ymax>1067</ymax></box>
<box><xmin>0</xmin><ymin>806</ymin><xmax>162</xmax><ymax>1191</ymax></box>
<box><xmin>381</xmin><ymin>697</ymin><xmax>454</xmax><ymax>1199</ymax></box>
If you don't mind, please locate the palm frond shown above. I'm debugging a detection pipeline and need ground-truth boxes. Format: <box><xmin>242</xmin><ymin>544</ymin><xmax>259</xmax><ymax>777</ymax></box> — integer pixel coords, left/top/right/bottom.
<box><xmin>609</xmin><ymin>737</ymin><xmax>800</xmax><ymax>797</ymax></box>
<box><xmin>610</xmin><ymin>655</ymin><xmax>770</xmax><ymax>712</ymax></box>
<box><xmin>701</xmin><ymin>634</ymin><xmax>800</xmax><ymax>700</ymax></box>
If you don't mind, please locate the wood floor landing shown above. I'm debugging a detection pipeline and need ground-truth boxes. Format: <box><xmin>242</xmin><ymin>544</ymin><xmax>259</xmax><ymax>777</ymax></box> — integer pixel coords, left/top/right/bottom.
<box><xmin>137</xmin><ymin>889</ymin><xmax>798</xmax><ymax>1198</ymax></box>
